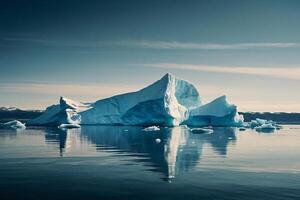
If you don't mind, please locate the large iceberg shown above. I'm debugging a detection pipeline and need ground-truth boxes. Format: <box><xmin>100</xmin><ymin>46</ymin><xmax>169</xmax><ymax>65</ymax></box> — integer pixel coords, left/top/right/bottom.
<box><xmin>80</xmin><ymin>73</ymin><xmax>201</xmax><ymax>126</ymax></box>
<box><xmin>28</xmin><ymin>73</ymin><xmax>244</xmax><ymax>127</ymax></box>
<box><xmin>186</xmin><ymin>95</ymin><xmax>244</xmax><ymax>127</ymax></box>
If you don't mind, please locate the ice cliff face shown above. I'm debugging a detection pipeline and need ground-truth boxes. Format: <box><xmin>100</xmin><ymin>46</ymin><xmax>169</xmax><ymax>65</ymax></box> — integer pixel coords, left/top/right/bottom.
<box><xmin>80</xmin><ymin>73</ymin><xmax>201</xmax><ymax>126</ymax></box>
<box><xmin>28</xmin><ymin>73</ymin><xmax>244</xmax><ymax>127</ymax></box>
<box><xmin>187</xmin><ymin>95</ymin><xmax>244</xmax><ymax>127</ymax></box>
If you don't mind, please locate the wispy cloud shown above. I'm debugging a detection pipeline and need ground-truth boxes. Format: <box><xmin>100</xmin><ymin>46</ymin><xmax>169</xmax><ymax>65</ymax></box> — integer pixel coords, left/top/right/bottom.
<box><xmin>0</xmin><ymin>37</ymin><xmax>104</xmax><ymax>48</ymax></box>
<box><xmin>2</xmin><ymin>36</ymin><xmax>300</xmax><ymax>50</ymax></box>
<box><xmin>0</xmin><ymin>83</ymin><xmax>143</xmax><ymax>109</ymax></box>
<box><xmin>143</xmin><ymin>63</ymin><xmax>300</xmax><ymax>80</ymax></box>
<box><xmin>119</xmin><ymin>40</ymin><xmax>300</xmax><ymax>50</ymax></box>
<box><xmin>0</xmin><ymin>83</ymin><xmax>141</xmax><ymax>98</ymax></box>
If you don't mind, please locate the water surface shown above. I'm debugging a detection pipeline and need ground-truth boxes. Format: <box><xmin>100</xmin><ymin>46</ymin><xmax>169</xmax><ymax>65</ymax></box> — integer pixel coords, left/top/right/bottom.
<box><xmin>0</xmin><ymin>125</ymin><xmax>299</xmax><ymax>200</ymax></box>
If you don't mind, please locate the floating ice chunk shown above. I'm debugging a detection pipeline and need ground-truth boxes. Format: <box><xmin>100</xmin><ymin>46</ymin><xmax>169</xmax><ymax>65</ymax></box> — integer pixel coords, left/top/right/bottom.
<box><xmin>180</xmin><ymin>125</ymin><xmax>189</xmax><ymax>129</ymax></box>
<box><xmin>256</xmin><ymin>118</ymin><xmax>268</xmax><ymax>125</ymax></box>
<box><xmin>250</xmin><ymin>118</ymin><xmax>274</xmax><ymax>128</ymax></box>
<box><xmin>249</xmin><ymin>118</ymin><xmax>279</xmax><ymax>132</ymax></box>
<box><xmin>0</xmin><ymin>120</ymin><xmax>26</xmax><ymax>129</ymax></box>
<box><xmin>190</xmin><ymin>128</ymin><xmax>213</xmax><ymax>134</ymax></box>
<box><xmin>155</xmin><ymin>138</ymin><xmax>161</xmax><ymax>143</ymax></box>
<box><xmin>58</xmin><ymin>123</ymin><xmax>81</xmax><ymax>129</ymax></box>
<box><xmin>143</xmin><ymin>126</ymin><xmax>160</xmax><ymax>132</ymax></box>
<box><xmin>255</xmin><ymin>123</ymin><xmax>276</xmax><ymax>132</ymax></box>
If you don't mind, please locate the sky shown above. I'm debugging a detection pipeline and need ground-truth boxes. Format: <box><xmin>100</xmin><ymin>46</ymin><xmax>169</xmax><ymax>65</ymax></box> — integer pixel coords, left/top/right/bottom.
<box><xmin>0</xmin><ymin>0</ymin><xmax>300</xmax><ymax>111</ymax></box>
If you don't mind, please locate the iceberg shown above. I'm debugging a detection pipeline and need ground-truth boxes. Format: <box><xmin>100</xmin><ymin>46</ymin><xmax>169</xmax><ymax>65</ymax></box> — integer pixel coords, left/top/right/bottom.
<box><xmin>247</xmin><ymin>118</ymin><xmax>270</xmax><ymax>128</ymax></box>
<box><xmin>187</xmin><ymin>95</ymin><xmax>244</xmax><ymax>127</ymax></box>
<box><xmin>0</xmin><ymin>120</ymin><xmax>26</xmax><ymax>129</ymax></box>
<box><xmin>27</xmin><ymin>97</ymin><xmax>90</xmax><ymax>126</ymax></box>
<box><xmin>80</xmin><ymin>73</ymin><xmax>201</xmax><ymax>126</ymax></box>
<box><xmin>255</xmin><ymin>123</ymin><xmax>276</xmax><ymax>132</ymax></box>
<box><xmin>28</xmin><ymin>73</ymin><xmax>245</xmax><ymax>127</ymax></box>
<box><xmin>143</xmin><ymin>126</ymin><xmax>160</xmax><ymax>132</ymax></box>
<box><xmin>246</xmin><ymin>118</ymin><xmax>281</xmax><ymax>132</ymax></box>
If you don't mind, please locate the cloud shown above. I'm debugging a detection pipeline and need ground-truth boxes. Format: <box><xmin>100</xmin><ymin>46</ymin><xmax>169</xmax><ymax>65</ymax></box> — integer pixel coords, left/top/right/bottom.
<box><xmin>143</xmin><ymin>63</ymin><xmax>300</xmax><ymax>80</ymax></box>
<box><xmin>119</xmin><ymin>40</ymin><xmax>300</xmax><ymax>50</ymax></box>
<box><xmin>0</xmin><ymin>37</ymin><xmax>104</xmax><ymax>48</ymax></box>
<box><xmin>0</xmin><ymin>83</ymin><xmax>143</xmax><ymax>109</ymax></box>
<box><xmin>2</xmin><ymin>36</ymin><xmax>300</xmax><ymax>50</ymax></box>
<box><xmin>0</xmin><ymin>83</ymin><xmax>141</xmax><ymax>98</ymax></box>
<box><xmin>197</xmin><ymin>85</ymin><xmax>300</xmax><ymax>112</ymax></box>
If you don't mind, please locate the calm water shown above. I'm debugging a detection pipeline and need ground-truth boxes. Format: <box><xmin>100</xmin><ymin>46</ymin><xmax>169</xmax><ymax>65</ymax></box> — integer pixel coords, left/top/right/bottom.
<box><xmin>0</xmin><ymin>125</ymin><xmax>299</xmax><ymax>200</ymax></box>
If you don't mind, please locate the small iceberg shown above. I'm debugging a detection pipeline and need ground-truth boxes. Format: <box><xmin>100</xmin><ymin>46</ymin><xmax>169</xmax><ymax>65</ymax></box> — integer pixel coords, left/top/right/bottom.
<box><xmin>190</xmin><ymin>128</ymin><xmax>213</xmax><ymax>134</ymax></box>
<box><xmin>248</xmin><ymin>118</ymin><xmax>280</xmax><ymax>133</ymax></box>
<box><xmin>58</xmin><ymin>123</ymin><xmax>81</xmax><ymax>129</ymax></box>
<box><xmin>249</xmin><ymin>118</ymin><xmax>272</xmax><ymax>128</ymax></box>
<box><xmin>143</xmin><ymin>126</ymin><xmax>160</xmax><ymax>132</ymax></box>
<box><xmin>180</xmin><ymin>125</ymin><xmax>189</xmax><ymax>129</ymax></box>
<box><xmin>0</xmin><ymin>120</ymin><xmax>26</xmax><ymax>130</ymax></box>
<box><xmin>255</xmin><ymin>123</ymin><xmax>276</xmax><ymax>133</ymax></box>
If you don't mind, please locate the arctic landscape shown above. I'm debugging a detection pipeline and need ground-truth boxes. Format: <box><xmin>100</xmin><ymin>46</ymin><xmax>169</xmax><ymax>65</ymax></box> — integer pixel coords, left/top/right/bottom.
<box><xmin>1</xmin><ymin>73</ymin><xmax>281</xmax><ymax>133</ymax></box>
<box><xmin>1</xmin><ymin>1</ymin><xmax>300</xmax><ymax>200</ymax></box>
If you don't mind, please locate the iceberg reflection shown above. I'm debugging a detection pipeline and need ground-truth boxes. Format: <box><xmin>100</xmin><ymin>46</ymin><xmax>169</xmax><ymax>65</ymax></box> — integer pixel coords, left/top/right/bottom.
<box><xmin>44</xmin><ymin>126</ymin><xmax>237</xmax><ymax>181</ymax></box>
<box><xmin>44</xmin><ymin>128</ymin><xmax>81</xmax><ymax>157</ymax></box>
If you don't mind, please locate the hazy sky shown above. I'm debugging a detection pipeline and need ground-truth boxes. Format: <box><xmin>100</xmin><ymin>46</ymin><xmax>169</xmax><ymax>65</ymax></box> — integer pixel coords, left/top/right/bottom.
<box><xmin>1</xmin><ymin>0</ymin><xmax>300</xmax><ymax>111</ymax></box>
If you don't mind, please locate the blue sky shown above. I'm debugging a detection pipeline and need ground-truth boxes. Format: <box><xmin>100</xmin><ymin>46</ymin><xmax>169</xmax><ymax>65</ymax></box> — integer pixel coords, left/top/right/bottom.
<box><xmin>0</xmin><ymin>0</ymin><xmax>300</xmax><ymax>111</ymax></box>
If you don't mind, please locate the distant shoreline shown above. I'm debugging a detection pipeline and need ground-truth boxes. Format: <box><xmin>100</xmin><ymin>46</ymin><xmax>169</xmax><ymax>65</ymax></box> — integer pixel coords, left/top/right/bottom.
<box><xmin>1</xmin><ymin>109</ymin><xmax>300</xmax><ymax>125</ymax></box>
<box><xmin>240</xmin><ymin>112</ymin><xmax>300</xmax><ymax>124</ymax></box>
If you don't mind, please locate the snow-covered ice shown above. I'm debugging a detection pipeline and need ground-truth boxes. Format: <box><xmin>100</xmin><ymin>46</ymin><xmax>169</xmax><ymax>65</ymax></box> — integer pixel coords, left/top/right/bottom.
<box><xmin>187</xmin><ymin>95</ymin><xmax>244</xmax><ymax>127</ymax></box>
<box><xmin>27</xmin><ymin>97</ymin><xmax>90</xmax><ymax>126</ymax></box>
<box><xmin>58</xmin><ymin>123</ymin><xmax>81</xmax><ymax>129</ymax></box>
<box><xmin>245</xmin><ymin>118</ymin><xmax>280</xmax><ymax>132</ymax></box>
<box><xmin>0</xmin><ymin>120</ymin><xmax>26</xmax><ymax>129</ymax></box>
<box><xmin>28</xmin><ymin>73</ymin><xmax>247</xmax><ymax>127</ymax></box>
<box><xmin>255</xmin><ymin>123</ymin><xmax>276</xmax><ymax>132</ymax></box>
<box><xmin>143</xmin><ymin>126</ymin><xmax>160</xmax><ymax>132</ymax></box>
<box><xmin>180</xmin><ymin>125</ymin><xmax>189</xmax><ymax>129</ymax></box>
<box><xmin>80</xmin><ymin>73</ymin><xmax>201</xmax><ymax>126</ymax></box>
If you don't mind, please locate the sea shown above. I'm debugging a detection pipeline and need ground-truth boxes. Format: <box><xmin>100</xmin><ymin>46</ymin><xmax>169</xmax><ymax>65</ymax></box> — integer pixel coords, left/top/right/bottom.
<box><xmin>0</xmin><ymin>125</ymin><xmax>299</xmax><ymax>200</ymax></box>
